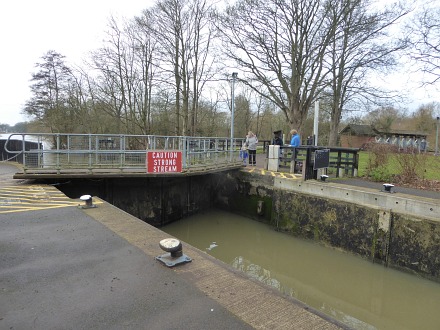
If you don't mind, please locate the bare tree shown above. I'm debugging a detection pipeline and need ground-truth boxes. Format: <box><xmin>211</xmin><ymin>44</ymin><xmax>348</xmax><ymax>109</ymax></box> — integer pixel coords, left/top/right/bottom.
<box><xmin>150</xmin><ymin>0</ymin><xmax>216</xmax><ymax>136</ymax></box>
<box><xmin>324</xmin><ymin>0</ymin><xmax>410</xmax><ymax>146</ymax></box>
<box><xmin>412</xmin><ymin>103</ymin><xmax>438</xmax><ymax>132</ymax></box>
<box><xmin>130</xmin><ymin>11</ymin><xmax>160</xmax><ymax>135</ymax></box>
<box><xmin>407</xmin><ymin>1</ymin><xmax>440</xmax><ymax>85</ymax></box>
<box><xmin>363</xmin><ymin>106</ymin><xmax>402</xmax><ymax>132</ymax></box>
<box><xmin>91</xmin><ymin>17</ymin><xmax>133</xmax><ymax>133</ymax></box>
<box><xmin>216</xmin><ymin>0</ymin><xmax>336</xmax><ymax>134</ymax></box>
<box><xmin>24</xmin><ymin>50</ymin><xmax>77</xmax><ymax>132</ymax></box>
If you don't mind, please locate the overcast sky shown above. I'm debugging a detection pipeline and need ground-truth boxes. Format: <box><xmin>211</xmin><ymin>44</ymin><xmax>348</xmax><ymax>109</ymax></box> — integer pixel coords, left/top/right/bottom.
<box><xmin>0</xmin><ymin>0</ymin><xmax>154</xmax><ymax>126</ymax></box>
<box><xmin>0</xmin><ymin>0</ymin><xmax>437</xmax><ymax>126</ymax></box>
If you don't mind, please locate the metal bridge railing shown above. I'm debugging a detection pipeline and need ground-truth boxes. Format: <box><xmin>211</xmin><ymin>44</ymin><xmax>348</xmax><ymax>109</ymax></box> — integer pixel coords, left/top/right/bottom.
<box><xmin>272</xmin><ymin>145</ymin><xmax>360</xmax><ymax>180</ymax></box>
<box><xmin>4</xmin><ymin>133</ymin><xmax>246</xmax><ymax>174</ymax></box>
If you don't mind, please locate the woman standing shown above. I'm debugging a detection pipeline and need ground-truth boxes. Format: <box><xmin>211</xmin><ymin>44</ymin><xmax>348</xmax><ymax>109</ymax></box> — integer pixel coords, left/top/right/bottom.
<box><xmin>290</xmin><ymin>129</ymin><xmax>300</xmax><ymax>147</ymax></box>
<box><xmin>245</xmin><ymin>131</ymin><xmax>258</xmax><ymax>166</ymax></box>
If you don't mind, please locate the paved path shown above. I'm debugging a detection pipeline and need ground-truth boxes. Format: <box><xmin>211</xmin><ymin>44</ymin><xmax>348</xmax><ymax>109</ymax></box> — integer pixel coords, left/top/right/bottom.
<box><xmin>0</xmin><ymin>162</ymin><xmax>346</xmax><ymax>330</ymax></box>
<box><xmin>253</xmin><ymin>153</ymin><xmax>440</xmax><ymax>201</ymax></box>
<box><xmin>0</xmin><ymin>162</ymin><xmax>23</xmax><ymax>187</ymax></box>
<box><xmin>333</xmin><ymin>178</ymin><xmax>440</xmax><ymax>200</ymax></box>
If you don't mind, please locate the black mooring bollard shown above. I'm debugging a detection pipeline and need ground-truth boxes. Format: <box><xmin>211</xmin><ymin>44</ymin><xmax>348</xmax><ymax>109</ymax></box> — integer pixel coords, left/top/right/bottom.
<box><xmin>320</xmin><ymin>175</ymin><xmax>329</xmax><ymax>182</ymax></box>
<box><xmin>383</xmin><ymin>183</ymin><xmax>395</xmax><ymax>193</ymax></box>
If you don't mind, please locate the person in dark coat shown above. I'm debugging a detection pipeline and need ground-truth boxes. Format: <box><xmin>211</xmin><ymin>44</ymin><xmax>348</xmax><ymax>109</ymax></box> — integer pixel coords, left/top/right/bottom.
<box><xmin>273</xmin><ymin>130</ymin><xmax>283</xmax><ymax>147</ymax></box>
<box><xmin>273</xmin><ymin>130</ymin><xmax>283</xmax><ymax>159</ymax></box>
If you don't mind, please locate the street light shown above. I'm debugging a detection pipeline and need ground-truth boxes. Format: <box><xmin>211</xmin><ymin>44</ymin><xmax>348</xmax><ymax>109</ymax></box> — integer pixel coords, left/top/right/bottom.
<box><xmin>230</xmin><ymin>72</ymin><xmax>238</xmax><ymax>159</ymax></box>
<box><xmin>231</xmin><ymin>72</ymin><xmax>238</xmax><ymax>141</ymax></box>
<box><xmin>435</xmin><ymin>116</ymin><xmax>439</xmax><ymax>156</ymax></box>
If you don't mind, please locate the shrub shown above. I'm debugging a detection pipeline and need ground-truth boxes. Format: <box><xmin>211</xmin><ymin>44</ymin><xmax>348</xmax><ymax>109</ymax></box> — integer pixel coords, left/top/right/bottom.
<box><xmin>368</xmin><ymin>165</ymin><xmax>394</xmax><ymax>182</ymax></box>
<box><xmin>364</xmin><ymin>142</ymin><xmax>397</xmax><ymax>181</ymax></box>
<box><xmin>394</xmin><ymin>147</ymin><xmax>427</xmax><ymax>184</ymax></box>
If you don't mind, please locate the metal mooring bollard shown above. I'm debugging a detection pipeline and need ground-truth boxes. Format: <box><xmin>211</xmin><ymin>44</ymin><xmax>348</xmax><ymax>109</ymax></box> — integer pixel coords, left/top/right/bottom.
<box><xmin>156</xmin><ymin>238</ymin><xmax>192</xmax><ymax>267</ymax></box>
<box><xmin>382</xmin><ymin>183</ymin><xmax>395</xmax><ymax>193</ymax></box>
<box><xmin>79</xmin><ymin>194</ymin><xmax>96</xmax><ymax>208</ymax></box>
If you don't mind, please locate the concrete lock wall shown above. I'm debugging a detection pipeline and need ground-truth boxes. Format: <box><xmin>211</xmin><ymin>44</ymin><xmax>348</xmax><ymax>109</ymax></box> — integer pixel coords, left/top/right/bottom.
<box><xmin>57</xmin><ymin>170</ymin><xmax>440</xmax><ymax>282</ymax></box>
<box><xmin>58</xmin><ymin>176</ymin><xmax>216</xmax><ymax>227</ymax></box>
<box><xmin>212</xmin><ymin>171</ymin><xmax>440</xmax><ymax>283</ymax></box>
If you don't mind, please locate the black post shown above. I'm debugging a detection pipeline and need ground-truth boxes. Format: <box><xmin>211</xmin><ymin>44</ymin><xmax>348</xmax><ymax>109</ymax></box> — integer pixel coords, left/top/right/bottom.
<box><xmin>304</xmin><ymin>147</ymin><xmax>315</xmax><ymax>180</ymax></box>
<box><xmin>336</xmin><ymin>151</ymin><xmax>342</xmax><ymax>178</ymax></box>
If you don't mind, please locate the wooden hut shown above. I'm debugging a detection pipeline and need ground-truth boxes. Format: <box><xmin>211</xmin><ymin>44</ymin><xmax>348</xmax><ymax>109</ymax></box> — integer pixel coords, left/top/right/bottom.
<box><xmin>339</xmin><ymin>124</ymin><xmax>379</xmax><ymax>148</ymax></box>
<box><xmin>339</xmin><ymin>124</ymin><xmax>429</xmax><ymax>150</ymax></box>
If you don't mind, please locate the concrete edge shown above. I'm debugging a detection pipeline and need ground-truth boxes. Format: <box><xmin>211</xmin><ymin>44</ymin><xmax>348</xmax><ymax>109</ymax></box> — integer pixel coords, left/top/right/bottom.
<box><xmin>81</xmin><ymin>197</ymin><xmax>350</xmax><ymax>330</ymax></box>
<box><xmin>273</xmin><ymin>177</ymin><xmax>439</xmax><ymax>221</ymax></box>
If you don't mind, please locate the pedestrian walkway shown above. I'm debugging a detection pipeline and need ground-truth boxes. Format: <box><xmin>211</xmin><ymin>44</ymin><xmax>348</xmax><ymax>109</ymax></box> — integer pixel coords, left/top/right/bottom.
<box><xmin>252</xmin><ymin>153</ymin><xmax>440</xmax><ymax>201</ymax></box>
<box><xmin>334</xmin><ymin>178</ymin><xmax>440</xmax><ymax>200</ymax></box>
<box><xmin>0</xmin><ymin>162</ymin><xmax>347</xmax><ymax>330</ymax></box>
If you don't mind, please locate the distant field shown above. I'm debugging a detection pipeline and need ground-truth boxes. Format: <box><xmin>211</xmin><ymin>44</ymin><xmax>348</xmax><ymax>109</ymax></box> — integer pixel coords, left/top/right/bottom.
<box><xmin>358</xmin><ymin>151</ymin><xmax>440</xmax><ymax>181</ymax></box>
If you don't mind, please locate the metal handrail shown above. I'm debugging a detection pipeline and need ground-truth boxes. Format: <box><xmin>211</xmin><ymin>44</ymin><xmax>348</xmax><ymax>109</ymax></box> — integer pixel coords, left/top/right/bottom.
<box><xmin>271</xmin><ymin>145</ymin><xmax>360</xmax><ymax>179</ymax></box>
<box><xmin>4</xmin><ymin>133</ymin><xmax>246</xmax><ymax>174</ymax></box>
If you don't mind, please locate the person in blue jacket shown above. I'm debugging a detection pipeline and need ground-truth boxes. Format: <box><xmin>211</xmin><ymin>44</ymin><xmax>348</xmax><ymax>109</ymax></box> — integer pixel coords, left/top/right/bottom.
<box><xmin>290</xmin><ymin>129</ymin><xmax>300</xmax><ymax>147</ymax></box>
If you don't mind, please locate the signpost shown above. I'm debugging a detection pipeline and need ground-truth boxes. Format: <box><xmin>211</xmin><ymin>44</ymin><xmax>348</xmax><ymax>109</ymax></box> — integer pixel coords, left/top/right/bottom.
<box><xmin>314</xmin><ymin>149</ymin><xmax>330</xmax><ymax>170</ymax></box>
<box><xmin>147</xmin><ymin>151</ymin><xmax>182</xmax><ymax>173</ymax></box>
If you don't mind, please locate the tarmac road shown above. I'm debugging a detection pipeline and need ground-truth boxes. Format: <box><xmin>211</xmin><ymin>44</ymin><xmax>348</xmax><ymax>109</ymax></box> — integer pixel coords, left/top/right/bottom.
<box><xmin>0</xmin><ymin>199</ymin><xmax>254</xmax><ymax>329</ymax></box>
<box><xmin>0</xmin><ymin>161</ymin><xmax>344</xmax><ymax>330</ymax></box>
<box><xmin>0</xmin><ymin>162</ymin><xmax>256</xmax><ymax>329</ymax></box>
<box><xmin>0</xmin><ymin>162</ymin><xmax>24</xmax><ymax>187</ymax></box>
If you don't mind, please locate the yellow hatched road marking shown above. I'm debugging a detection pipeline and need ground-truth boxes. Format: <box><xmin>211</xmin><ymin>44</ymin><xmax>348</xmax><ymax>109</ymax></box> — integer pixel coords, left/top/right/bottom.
<box><xmin>243</xmin><ymin>168</ymin><xmax>299</xmax><ymax>179</ymax></box>
<box><xmin>0</xmin><ymin>196</ymin><xmax>74</xmax><ymax>203</ymax></box>
<box><xmin>0</xmin><ymin>185</ymin><xmax>103</xmax><ymax>214</ymax></box>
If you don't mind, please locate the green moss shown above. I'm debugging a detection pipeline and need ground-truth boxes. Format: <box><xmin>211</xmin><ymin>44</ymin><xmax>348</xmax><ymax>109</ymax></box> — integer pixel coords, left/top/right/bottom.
<box><xmin>371</xmin><ymin>234</ymin><xmax>378</xmax><ymax>260</ymax></box>
<box><xmin>230</xmin><ymin>194</ymin><xmax>273</xmax><ymax>222</ymax></box>
<box><xmin>322</xmin><ymin>208</ymin><xmax>337</xmax><ymax>226</ymax></box>
<box><xmin>313</xmin><ymin>224</ymin><xmax>321</xmax><ymax>240</ymax></box>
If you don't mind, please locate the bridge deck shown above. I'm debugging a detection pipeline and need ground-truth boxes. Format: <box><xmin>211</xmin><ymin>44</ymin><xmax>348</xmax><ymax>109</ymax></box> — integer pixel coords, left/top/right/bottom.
<box><xmin>4</xmin><ymin>133</ymin><xmax>246</xmax><ymax>179</ymax></box>
<box><xmin>12</xmin><ymin>163</ymin><xmax>245</xmax><ymax>179</ymax></box>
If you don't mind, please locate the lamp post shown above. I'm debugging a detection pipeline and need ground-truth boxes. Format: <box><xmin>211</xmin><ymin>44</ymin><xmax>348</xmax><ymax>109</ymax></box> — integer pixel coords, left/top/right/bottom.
<box><xmin>313</xmin><ymin>100</ymin><xmax>319</xmax><ymax>146</ymax></box>
<box><xmin>435</xmin><ymin>116</ymin><xmax>439</xmax><ymax>156</ymax></box>
<box><xmin>231</xmin><ymin>72</ymin><xmax>238</xmax><ymax>155</ymax></box>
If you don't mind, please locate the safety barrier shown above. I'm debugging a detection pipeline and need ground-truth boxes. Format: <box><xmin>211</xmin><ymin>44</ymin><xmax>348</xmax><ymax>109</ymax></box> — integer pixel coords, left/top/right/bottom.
<box><xmin>270</xmin><ymin>145</ymin><xmax>359</xmax><ymax>180</ymax></box>
<box><xmin>4</xmin><ymin>133</ymin><xmax>246</xmax><ymax>175</ymax></box>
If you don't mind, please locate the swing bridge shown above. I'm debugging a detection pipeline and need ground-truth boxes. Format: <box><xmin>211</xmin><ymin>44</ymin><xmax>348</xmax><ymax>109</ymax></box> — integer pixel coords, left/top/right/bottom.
<box><xmin>3</xmin><ymin>133</ymin><xmax>246</xmax><ymax>179</ymax></box>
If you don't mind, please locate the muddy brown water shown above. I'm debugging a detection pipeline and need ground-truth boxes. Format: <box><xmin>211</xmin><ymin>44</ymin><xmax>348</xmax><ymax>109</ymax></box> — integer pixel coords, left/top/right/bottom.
<box><xmin>162</xmin><ymin>209</ymin><xmax>440</xmax><ymax>330</ymax></box>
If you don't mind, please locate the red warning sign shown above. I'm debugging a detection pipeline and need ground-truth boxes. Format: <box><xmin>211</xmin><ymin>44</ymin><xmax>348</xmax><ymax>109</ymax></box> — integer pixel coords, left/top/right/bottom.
<box><xmin>147</xmin><ymin>151</ymin><xmax>182</xmax><ymax>173</ymax></box>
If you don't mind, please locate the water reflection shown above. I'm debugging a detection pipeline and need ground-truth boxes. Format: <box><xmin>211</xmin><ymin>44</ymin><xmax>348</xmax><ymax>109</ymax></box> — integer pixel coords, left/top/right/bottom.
<box><xmin>162</xmin><ymin>209</ymin><xmax>440</xmax><ymax>330</ymax></box>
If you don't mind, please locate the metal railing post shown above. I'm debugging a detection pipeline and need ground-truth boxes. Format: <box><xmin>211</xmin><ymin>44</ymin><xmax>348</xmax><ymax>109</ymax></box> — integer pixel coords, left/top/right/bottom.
<box><xmin>182</xmin><ymin>136</ymin><xmax>187</xmax><ymax>169</ymax></box>
<box><xmin>88</xmin><ymin>134</ymin><xmax>92</xmax><ymax>170</ymax></box>
<box><xmin>95</xmin><ymin>135</ymin><xmax>99</xmax><ymax>166</ymax></box>
<box><xmin>120</xmin><ymin>135</ymin><xmax>124</xmax><ymax>168</ymax></box>
<box><xmin>21</xmin><ymin>134</ymin><xmax>26</xmax><ymax>169</ymax></box>
<box><xmin>56</xmin><ymin>134</ymin><xmax>60</xmax><ymax>172</ymax></box>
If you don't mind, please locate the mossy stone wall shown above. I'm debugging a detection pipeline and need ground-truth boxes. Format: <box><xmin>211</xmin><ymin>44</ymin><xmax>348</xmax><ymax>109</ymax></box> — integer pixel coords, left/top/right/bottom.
<box><xmin>213</xmin><ymin>170</ymin><xmax>440</xmax><ymax>282</ymax></box>
<box><xmin>58</xmin><ymin>170</ymin><xmax>440</xmax><ymax>282</ymax></box>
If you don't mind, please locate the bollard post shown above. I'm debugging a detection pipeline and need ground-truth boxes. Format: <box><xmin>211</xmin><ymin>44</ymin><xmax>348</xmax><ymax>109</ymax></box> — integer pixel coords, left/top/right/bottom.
<box><xmin>79</xmin><ymin>195</ymin><xmax>96</xmax><ymax>209</ymax></box>
<box><xmin>156</xmin><ymin>238</ymin><xmax>192</xmax><ymax>267</ymax></box>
